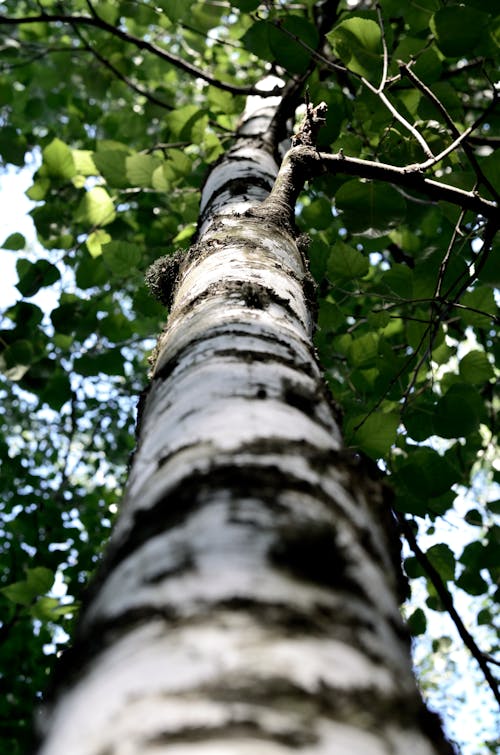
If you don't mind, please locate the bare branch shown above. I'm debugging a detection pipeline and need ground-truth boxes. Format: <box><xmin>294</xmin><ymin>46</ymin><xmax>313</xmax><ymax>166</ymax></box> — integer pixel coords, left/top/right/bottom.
<box><xmin>290</xmin><ymin>145</ymin><xmax>498</xmax><ymax>218</ymax></box>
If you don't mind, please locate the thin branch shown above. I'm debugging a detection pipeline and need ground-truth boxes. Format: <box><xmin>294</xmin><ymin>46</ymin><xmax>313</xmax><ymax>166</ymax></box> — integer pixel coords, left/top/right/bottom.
<box><xmin>399</xmin><ymin>515</ymin><xmax>500</xmax><ymax>709</ymax></box>
<box><xmin>411</xmin><ymin>126</ymin><xmax>474</xmax><ymax>171</ymax></box>
<box><xmin>399</xmin><ymin>61</ymin><xmax>499</xmax><ymax>201</ymax></box>
<box><xmin>467</xmin><ymin>135</ymin><xmax>500</xmax><ymax>147</ymax></box>
<box><xmin>70</xmin><ymin>22</ymin><xmax>174</xmax><ymax>110</ymax></box>
<box><xmin>375</xmin><ymin>2</ymin><xmax>388</xmax><ymax>94</ymax></box>
<box><xmin>361</xmin><ymin>78</ymin><xmax>434</xmax><ymax>158</ymax></box>
<box><xmin>435</xmin><ymin>209</ymin><xmax>466</xmax><ymax>301</ymax></box>
<box><xmin>0</xmin><ymin>11</ymin><xmax>282</xmax><ymax>97</ymax></box>
<box><xmin>443</xmin><ymin>218</ymin><xmax>499</xmax><ymax>307</ymax></box>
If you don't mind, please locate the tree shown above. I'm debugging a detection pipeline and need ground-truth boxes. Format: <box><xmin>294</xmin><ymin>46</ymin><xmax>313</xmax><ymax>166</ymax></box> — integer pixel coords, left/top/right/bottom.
<box><xmin>0</xmin><ymin>1</ymin><xmax>498</xmax><ymax>753</ymax></box>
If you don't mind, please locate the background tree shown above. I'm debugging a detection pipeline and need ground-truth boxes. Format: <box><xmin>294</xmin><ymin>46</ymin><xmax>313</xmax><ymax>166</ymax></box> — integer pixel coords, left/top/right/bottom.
<box><xmin>0</xmin><ymin>0</ymin><xmax>498</xmax><ymax>753</ymax></box>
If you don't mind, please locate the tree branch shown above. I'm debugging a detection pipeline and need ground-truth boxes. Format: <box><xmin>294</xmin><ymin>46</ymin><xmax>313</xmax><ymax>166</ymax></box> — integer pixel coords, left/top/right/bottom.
<box><xmin>0</xmin><ymin>11</ymin><xmax>283</xmax><ymax>97</ymax></box>
<box><xmin>69</xmin><ymin>22</ymin><xmax>174</xmax><ymax>111</ymax></box>
<box><xmin>399</xmin><ymin>62</ymin><xmax>499</xmax><ymax>201</ymax></box>
<box><xmin>271</xmin><ymin>144</ymin><xmax>498</xmax><ymax>219</ymax></box>
<box><xmin>399</xmin><ymin>515</ymin><xmax>500</xmax><ymax>709</ymax></box>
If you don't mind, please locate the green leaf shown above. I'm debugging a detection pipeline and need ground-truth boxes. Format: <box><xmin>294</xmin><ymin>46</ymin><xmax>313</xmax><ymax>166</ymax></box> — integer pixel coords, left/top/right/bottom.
<box><xmin>94</xmin><ymin>1</ymin><xmax>120</xmax><ymax>24</ymax></box>
<box><xmin>158</xmin><ymin>0</ymin><xmax>195</xmax><ymax>22</ymax></box>
<box><xmin>404</xmin><ymin>556</ymin><xmax>425</xmax><ymax>579</ymax></box>
<box><xmin>42</xmin><ymin>138</ymin><xmax>76</xmax><ymax>179</ymax></box>
<box><xmin>301</xmin><ymin>197</ymin><xmax>333</xmax><ymax>229</ymax></box>
<box><xmin>478</xmin><ymin>241</ymin><xmax>500</xmax><ymax>287</ymax></box>
<box><xmin>72</xmin><ymin>149</ymin><xmax>98</xmax><ymax>176</ymax></box>
<box><xmin>459</xmin><ymin>286</ymin><xmax>498</xmax><ymax>328</ymax></box>
<box><xmin>456</xmin><ymin>569</ymin><xmax>489</xmax><ymax>596</ymax></box>
<box><xmin>241</xmin><ymin>20</ymin><xmax>273</xmax><ymax>61</ymax></box>
<box><xmin>434</xmin><ymin>384</ymin><xmax>483</xmax><ymax>438</ymax></box>
<box><xmin>464</xmin><ymin>509</ymin><xmax>483</xmax><ymax>527</ymax></box>
<box><xmin>327</xmin><ymin>17</ymin><xmax>382</xmax><ymax>80</ymax></box>
<box><xmin>407</xmin><ymin>607</ymin><xmax>427</xmax><ymax>636</ymax></box>
<box><xmin>403</xmin><ymin>396</ymin><xmax>436</xmax><ymax>442</ymax></box>
<box><xmin>268</xmin><ymin>16</ymin><xmax>319</xmax><ymax>74</ymax></box>
<box><xmin>2</xmin><ymin>232</ymin><xmax>26</xmax><ymax>250</ymax></box>
<box><xmin>426</xmin><ymin>543</ymin><xmax>455</xmax><ymax>582</ymax></box>
<box><xmin>16</xmin><ymin>259</ymin><xmax>61</xmax><ymax>297</ymax></box>
<box><xmin>395</xmin><ymin>447</ymin><xmax>457</xmax><ymax>499</ymax></box>
<box><xmin>488</xmin><ymin>499</ymin><xmax>500</xmax><ymax>516</ymax></box>
<box><xmin>74</xmin><ymin>349</ymin><xmax>125</xmax><ymax>376</ymax></box>
<box><xmin>431</xmin><ymin>7</ymin><xmax>490</xmax><ymax>57</ymax></box>
<box><xmin>346</xmin><ymin>411</ymin><xmax>399</xmax><ymax>458</ymax></box>
<box><xmin>459</xmin><ymin>350</ymin><xmax>494</xmax><ymax>384</ymax></box>
<box><xmin>31</xmin><ymin>596</ymin><xmax>77</xmax><ymax>621</ymax></box>
<box><xmin>126</xmin><ymin>153</ymin><xmax>162</xmax><ymax>188</ymax></box>
<box><xmin>231</xmin><ymin>0</ymin><xmax>260</xmax><ymax>10</ymax></box>
<box><xmin>76</xmin><ymin>187</ymin><xmax>116</xmax><ymax>226</ymax></box>
<box><xmin>1</xmin><ymin>567</ymin><xmax>54</xmax><ymax>607</ymax></box>
<box><xmin>348</xmin><ymin>332</ymin><xmax>380</xmax><ymax>367</ymax></box>
<box><xmin>26</xmin><ymin>178</ymin><xmax>50</xmax><ymax>200</ymax></box>
<box><xmin>327</xmin><ymin>240</ymin><xmax>369</xmax><ymax>280</ymax></box>
<box><xmin>40</xmin><ymin>369</ymin><xmax>72</xmax><ymax>410</ymax></box>
<box><xmin>93</xmin><ymin>149</ymin><xmax>129</xmax><ymax>188</ymax></box>
<box><xmin>477</xmin><ymin>608</ymin><xmax>492</xmax><ymax>626</ymax></box>
<box><xmin>86</xmin><ymin>229</ymin><xmax>112</xmax><ymax>258</ymax></box>
<box><xmin>335</xmin><ymin>180</ymin><xmax>406</xmax><ymax>237</ymax></box>
<box><xmin>76</xmin><ymin>255</ymin><xmax>109</xmax><ymax>289</ymax></box>
<box><xmin>367</xmin><ymin>310</ymin><xmax>391</xmax><ymax>329</ymax></box>
<box><xmin>102</xmin><ymin>241</ymin><xmax>142</xmax><ymax>276</ymax></box>
<box><xmin>379</xmin><ymin>265</ymin><xmax>413</xmax><ymax>298</ymax></box>
<box><xmin>2</xmin><ymin>339</ymin><xmax>34</xmax><ymax>371</ymax></box>
<box><xmin>166</xmin><ymin>104</ymin><xmax>206</xmax><ymax>139</ymax></box>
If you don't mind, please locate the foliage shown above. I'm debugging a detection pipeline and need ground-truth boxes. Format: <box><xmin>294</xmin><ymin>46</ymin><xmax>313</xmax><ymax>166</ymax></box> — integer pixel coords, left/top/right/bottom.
<box><xmin>0</xmin><ymin>0</ymin><xmax>498</xmax><ymax>752</ymax></box>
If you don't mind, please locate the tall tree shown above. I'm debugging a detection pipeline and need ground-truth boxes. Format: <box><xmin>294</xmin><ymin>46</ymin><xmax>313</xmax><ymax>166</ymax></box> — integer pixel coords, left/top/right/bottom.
<box><xmin>0</xmin><ymin>1</ymin><xmax>498</xmax><ymax>753</ymax></box>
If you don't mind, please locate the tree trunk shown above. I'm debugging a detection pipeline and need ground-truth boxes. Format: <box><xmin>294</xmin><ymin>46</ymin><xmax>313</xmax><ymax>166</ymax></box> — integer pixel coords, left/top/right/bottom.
<box><xmin>36</xmin><ymin>84</ymin><xmax>452</xmax><ymax>755</ymax></box>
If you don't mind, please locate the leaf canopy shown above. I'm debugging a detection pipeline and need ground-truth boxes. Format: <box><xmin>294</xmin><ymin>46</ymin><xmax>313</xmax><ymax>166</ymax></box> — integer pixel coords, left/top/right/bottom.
<box><xmin>0</xmin><ymin>0</ymin><xmax>499</xmax><ymax>752</ymax></box>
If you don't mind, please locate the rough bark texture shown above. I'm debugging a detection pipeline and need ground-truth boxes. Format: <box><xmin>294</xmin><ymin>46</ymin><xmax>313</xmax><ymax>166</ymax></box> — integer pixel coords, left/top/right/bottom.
<box><xmin>36</xmin><ymin>85</ymin><xmax>452</xmax><ymax>755</ymax></box>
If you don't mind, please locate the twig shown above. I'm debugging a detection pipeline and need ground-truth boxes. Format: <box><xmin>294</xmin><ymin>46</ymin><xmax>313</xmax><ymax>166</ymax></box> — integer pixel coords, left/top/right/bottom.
<box><xmin>399</xmin><ymin>61</ymin><xmax>499</xmax><ymax>201</ymax></box>
<box><xmin>375</xmin><ymin>2</ymin><xmax>388</xmax><ymax>94</ymax></box>
<box><xmin>411</xmin><ymin>127</ymin><xmax>474</xmax><ymax>171</ymax></box>
<box><xmin>70</xmin><ymin>23</ymin><xmax>174</xmax><ymax>110</ymax></box>
<box><xmin>435</xmin><ymin>209</ymin><xmax>466</xmax><ymax>301</ymax></box>
<box><xmin>399</xmin><ymin>515</ymin><xmax>500</xmax><ymax>709</ymax></box>
<box><xmin>361</xmin><ymin>78</ymin><xmax>434</xmax><ymax>158</ymax></box>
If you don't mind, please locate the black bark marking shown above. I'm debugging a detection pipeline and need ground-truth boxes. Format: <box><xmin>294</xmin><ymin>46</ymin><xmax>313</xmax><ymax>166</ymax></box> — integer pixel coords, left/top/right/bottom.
<box><xmin>147</xmin><ymin>721</ymin><xmax>316</xmax><ymax>748</ymax></box>
<box><xmin>241</xmin><ymin>281</ymin><xmax>271</xmax><ymax>309</ymax></box>
<box><xmin>197</xmin><ymin>174</ymin><xmax>275</xmax><ymax>230</ymax></box>
<box><xmin>142</xmin><ymin>550</ymin><xmax>195</xmax><ymax>585</ymax></box>
<box><xmin>152</xmin><ymin>326</ymin><xmax>316</xmax><ymax>383</ymax></box>
<box><xmin>269</xmin><ymin>522</ymin><xmax>361</xmax><ymax>593</ymax></box>
<box><xmin>282</xmin><ymin>377</ymin><xmax>320</xmax><ymax>416</ymax></box>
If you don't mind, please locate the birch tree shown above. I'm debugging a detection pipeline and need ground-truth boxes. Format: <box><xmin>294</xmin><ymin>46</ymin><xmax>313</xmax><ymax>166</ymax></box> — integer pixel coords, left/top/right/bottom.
<box><xmin>0</xmin><ymin>1</ymin><xmax>498</xmax><ymax>754</ymax></box>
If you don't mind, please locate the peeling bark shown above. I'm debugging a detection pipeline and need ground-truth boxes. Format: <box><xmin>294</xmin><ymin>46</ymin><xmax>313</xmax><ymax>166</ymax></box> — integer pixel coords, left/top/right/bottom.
<box><xmin>36</xmin><ymin>82</ymin><xmax>453</xmax><ymax>755</ymax></box>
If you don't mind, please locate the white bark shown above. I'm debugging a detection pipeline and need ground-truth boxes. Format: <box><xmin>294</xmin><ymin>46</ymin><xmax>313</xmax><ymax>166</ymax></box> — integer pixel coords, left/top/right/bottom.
<box><xmin>36</xmin><ymin>85</ymin><xmax>451</xmax><ymax>755</ymax></box>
